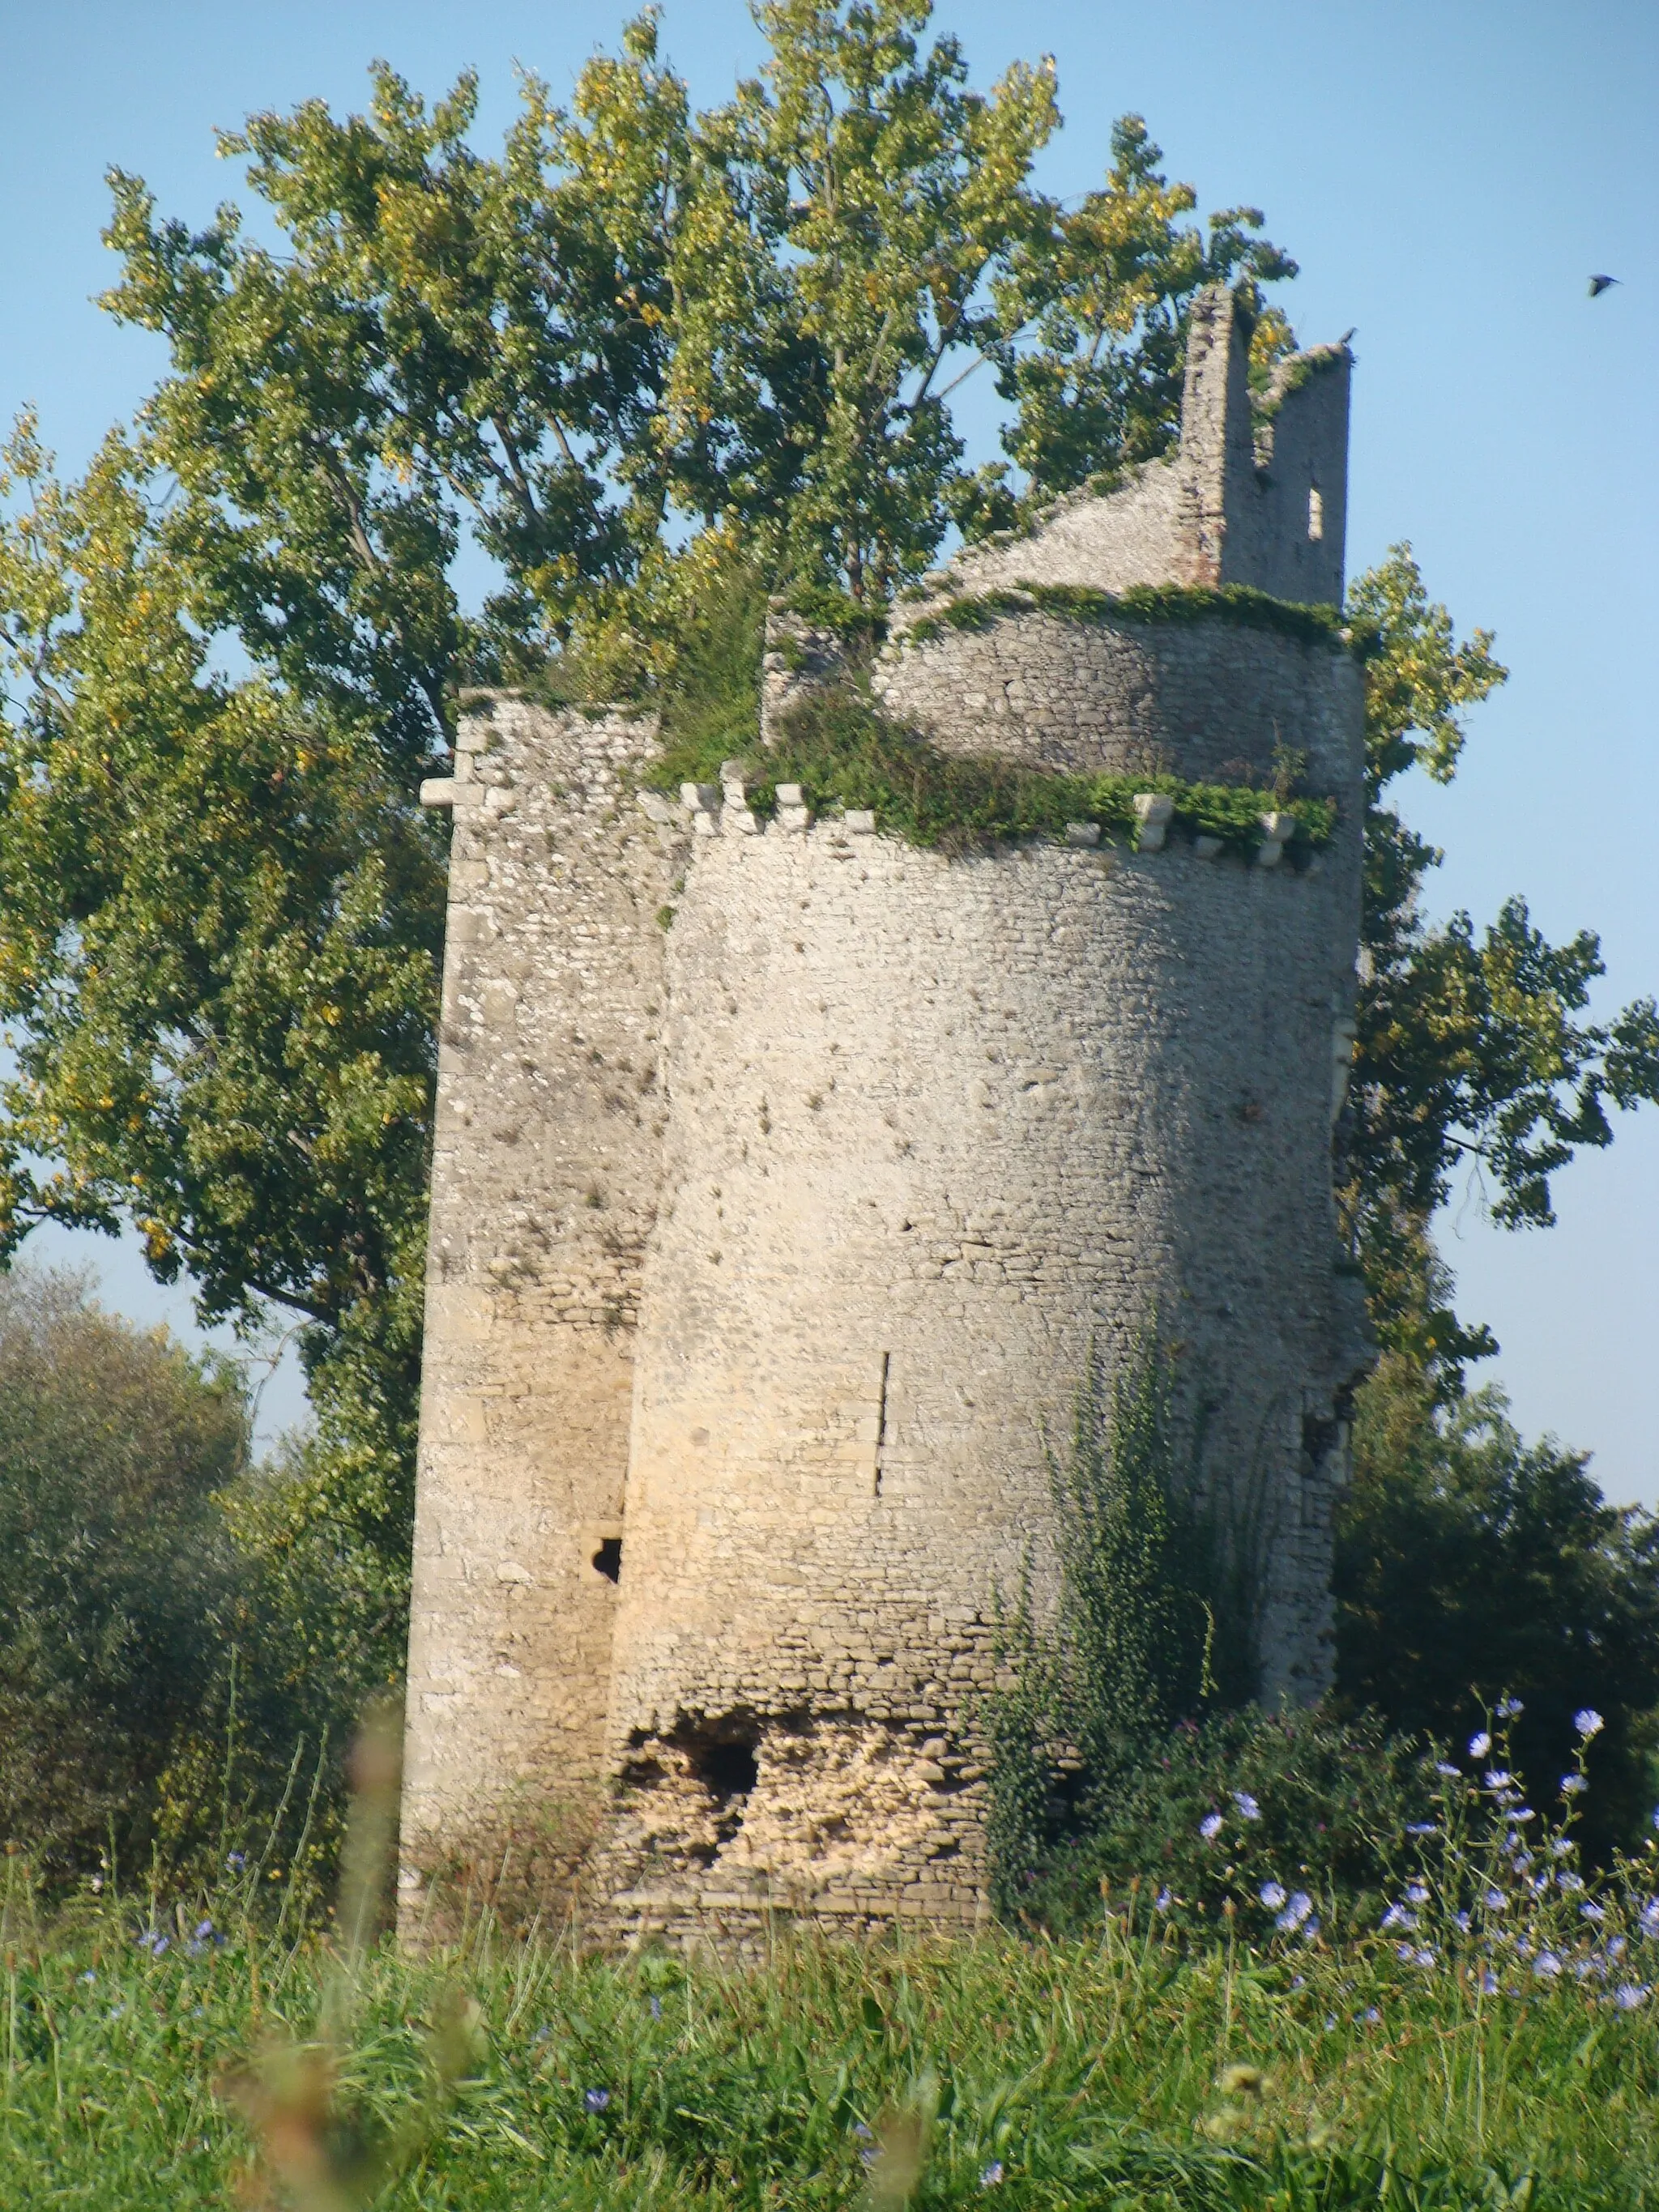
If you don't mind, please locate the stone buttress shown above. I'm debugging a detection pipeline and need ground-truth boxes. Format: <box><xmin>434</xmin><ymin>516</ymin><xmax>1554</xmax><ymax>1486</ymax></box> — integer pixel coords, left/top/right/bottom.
<box><xmin>401</xmin><ymin>287</ymin><xmax>1373</xmax><ymax>1939</ymax></box>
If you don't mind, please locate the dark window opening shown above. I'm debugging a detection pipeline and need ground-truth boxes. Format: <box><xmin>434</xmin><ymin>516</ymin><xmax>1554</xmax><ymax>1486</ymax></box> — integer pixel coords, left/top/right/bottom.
<box><xmin>592</xmin><ymin>1536</ymin><xmax>622</xmax><ymax>1583</ymax></box>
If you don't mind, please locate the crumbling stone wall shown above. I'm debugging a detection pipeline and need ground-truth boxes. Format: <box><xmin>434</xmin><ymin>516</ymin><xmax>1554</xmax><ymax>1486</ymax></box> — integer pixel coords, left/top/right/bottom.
<box><xmin>595</xmin><ymin>795</ymin><xmax>1366</xmax><ymax>1941</ymax></box>
<box><xmin>897</xmin><ymin>287</ymin><xmax>1350</xmax><ymax>616</ymax></box>
<box><xmin>400</xmin><ymin>284</ymin><xmax>1371</xmax><ymax>1941</ymax></box>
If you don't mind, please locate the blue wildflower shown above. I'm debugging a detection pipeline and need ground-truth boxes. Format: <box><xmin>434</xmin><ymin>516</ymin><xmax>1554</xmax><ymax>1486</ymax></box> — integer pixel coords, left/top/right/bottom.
<box><xmin>226</xmin><ymin>1852</ymin><xmax>246</xmax><ymax>1873</ymax></box>
<box><xmin>1232</xmin><ymin>1791</ymin><xmax>1261</xmax><ymax>1822</ymax></box>
<box><xmin>1575</xmin><ymin>1709</ymin><xmax>1604</xmax><ymax>1739</ymax></box>
<box><xmin>1405</xmin><ymin>1881</ymin><xmax>1430</xmax><ymax>1905</ymax></box>
<box><xmin>1562</xmin><ymin>1774</ymin><xmax>1589</xmax><ymax>1796</ymax></box>
<box><xmin>650</xmin><ymin>1994</ymin><xmax>663</xmax><ymax>2020</ymax></box>
<box><xmin>1614</xmin><ymin>1983</ymin><xmax>1649</xmax><ymax>2010</ymax></box>
<box><xmin>1469</xmin><ymin>1733</ymin><xmax>1492</xmax><ymax>1760</ymax></box>
<box><xmin>1199</xmin><ymin>1812</ymin><xmax>1224</xmax><ymax>1841</ymax></box>
<box><xmin>1641</xmin><ymin>1899</ymin><xmax>1659</xmax><ymax>1937</ymax></box>
<box><xmin>1484</xmin><ymin>1771</ymin><xmax>1514</xmax><ymax>1792</ymax></box>
<box><xmin>1496</xmin><ymin>1697</ymin><xmax>1524</xmax><ymax>1719</ymax></box>
<box><xmin>1483</xmin><ymin>1888</ymin><xmax>1507</xmax><ymax>1912</ymax></box>
<box><xmin>584</xmin><ymin>2088</ymin><xmax>611</xmax><ymax>2114</ymax></box>
<box><xmin>1260</xmin><ymin>1881</ymin><xmax>1286</xmax><ymax>1911</ymax></box>
<box><xmin>1479</xmin><ymin>1968</ymin><xmax>1499</xmax><ymax>1994</ymax></box>
<box><xmin>979</xmin><ymin>2162</ymin><xmax>1005</xmax><ymax>2189</ymax></box>
<box><xmin>1435</xmin><ymin>1762</ymin><xmax>1461</xmax><ymax>1779</ymax></box>
<box><xmin>1154</xmin><ymin>1886</ymin><xmax>1172</xmax><ymax>1912</ymax></box>
<box><xmin>1533</xmin><ymin>1952</ymin><xmax>1563</xmax><ymax>1980</ymax></box>
<box><xmin>1405</xmin><ymin>1822</ymin><xmax>1437</xmax><ymax>1835</ymax></box>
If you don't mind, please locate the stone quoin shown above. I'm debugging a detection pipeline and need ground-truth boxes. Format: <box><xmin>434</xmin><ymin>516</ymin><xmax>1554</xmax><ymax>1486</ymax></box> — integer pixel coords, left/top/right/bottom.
<box><xmin>399</xmin><ymin>285</ymin><xmax>1372</xmax><ymax>1943</ymax></box>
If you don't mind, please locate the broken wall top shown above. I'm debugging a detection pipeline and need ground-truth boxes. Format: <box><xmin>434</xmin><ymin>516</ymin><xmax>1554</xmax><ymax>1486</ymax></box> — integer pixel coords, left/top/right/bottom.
<box><xmin>895</xmin><ymin>284</ymin><xmax>1351</xmax><ymax>622</ymax></box>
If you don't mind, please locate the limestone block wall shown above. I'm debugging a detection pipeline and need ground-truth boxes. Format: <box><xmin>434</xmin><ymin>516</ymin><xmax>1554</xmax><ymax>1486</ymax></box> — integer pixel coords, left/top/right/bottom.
<box><xmin>875</xmin><ymin>608</ymin><xmax>1361</xmax><ymax>790</ymax></box>
<box><xmin>399</xmin><ymin>701</ymin><xmax>677</xmax><ymax>1909</ymax></box>
<box><xmin>598</xmin><ymin>796</ymin><xmax>1367</xmax><ymax>1936</ymax></box>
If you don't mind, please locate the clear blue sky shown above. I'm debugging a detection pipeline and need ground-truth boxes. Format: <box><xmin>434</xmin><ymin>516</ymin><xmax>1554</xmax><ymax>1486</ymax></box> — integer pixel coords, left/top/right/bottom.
<box><xmin>3</xmin><ymin>1</ymin><xmax>1656</xmax><ymax>1492</ymax></box>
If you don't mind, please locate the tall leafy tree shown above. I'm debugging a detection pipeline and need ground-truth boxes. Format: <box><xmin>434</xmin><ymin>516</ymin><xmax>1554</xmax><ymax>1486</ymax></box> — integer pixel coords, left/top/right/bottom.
<box><xmin>1341</xmin><ymin>548</ymin><xmax>1659</xmax><ymax>1387</ymax></box>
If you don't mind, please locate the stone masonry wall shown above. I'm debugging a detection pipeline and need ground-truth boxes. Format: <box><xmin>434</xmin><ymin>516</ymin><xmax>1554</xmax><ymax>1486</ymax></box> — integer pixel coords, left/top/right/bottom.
<box><xmin>399</xmin><ymin>701</ymin><xmax>677</xmax><ymax>1919</ymax></box>
<box><xmin>874</xmin><ymin>612</ymin><xmax>1359</xmax><ymax>791</ymax></box>
<box><xmin>597</xmin><ymin>774</ymin><xmax>1367</xmax><ymax>1940</ymax></box>
<box><xmin>401</xmin><ymin>281</ymin><xmax>1368</xmax><ymax>1942</ymax></box>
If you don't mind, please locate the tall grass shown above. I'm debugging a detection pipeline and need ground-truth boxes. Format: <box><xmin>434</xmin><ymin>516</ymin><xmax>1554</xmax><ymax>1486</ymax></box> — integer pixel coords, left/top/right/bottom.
<box><xmin>6</xmin><ymin>1729</ymin><xmax>1659</xmax><ymax>2208</ymax></box>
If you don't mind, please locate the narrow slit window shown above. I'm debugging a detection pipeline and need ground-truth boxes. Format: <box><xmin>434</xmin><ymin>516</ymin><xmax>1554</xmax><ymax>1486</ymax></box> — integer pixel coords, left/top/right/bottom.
<box><xmin>1307</xmin><ymin>485</ymin><xmax>1324</xmax><ymax>541</ymax></box>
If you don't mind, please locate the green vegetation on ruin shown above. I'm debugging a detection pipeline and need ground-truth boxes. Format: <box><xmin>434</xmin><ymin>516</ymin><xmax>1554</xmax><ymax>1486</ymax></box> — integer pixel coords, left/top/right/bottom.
<box><xmin>649</xmin><ymin>680</ymin><xmax>1337</xmax><ymax>860</ymax></box>
<box><xmin>902</xmin><ymin>578</ymin><xmax>1350</xmax><ymax>652</ymax></box>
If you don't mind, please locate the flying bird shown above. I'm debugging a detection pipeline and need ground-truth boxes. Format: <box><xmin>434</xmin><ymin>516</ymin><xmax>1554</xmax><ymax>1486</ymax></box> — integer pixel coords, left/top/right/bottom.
<box><xmin>1589</xmin><ymin>274</ymin><xmax>1621</xmax><ymax>297</ymax></box>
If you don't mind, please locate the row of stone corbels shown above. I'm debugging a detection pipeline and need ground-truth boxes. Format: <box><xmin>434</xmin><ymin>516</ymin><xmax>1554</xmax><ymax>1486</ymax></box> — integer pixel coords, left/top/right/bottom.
<box><xmin>633</xmin><ymin>769</ymin><xmax>1299</xmax><ymax>867</ymax></box>
<box><xmin>1120</xmin><ymin>794</ymin><xmax>1300</xmax><ymax>866</ymax></box>
<box><xmin>633</xmin><ymin>761</ymin><xmax>877</xmax><ymax>841</ymax></box>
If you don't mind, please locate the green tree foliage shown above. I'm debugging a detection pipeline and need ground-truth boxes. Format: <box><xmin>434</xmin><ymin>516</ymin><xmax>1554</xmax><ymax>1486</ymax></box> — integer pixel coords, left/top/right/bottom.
<box><xmin>985</xmin><ymin>113</ymin><xmax>1296</xmax><ymax>511</ymax></box>
<box><xmin>1336</xmin><ymin>1349</ymin><xmax>1659</xmax><ymax>1860</ymax></box>
<box><xmin>0</xmin><ymin>2</ymin><xmax>1294</xmax><ymax>1579</ymax></box>
<box><xmin>0</xmin><ymin>416</ymin><xmax>442</xmax><ymax>1554</ymax></box>
<box><xmin>1343</xmin><ymin>548</ymin><xmax>1659</xmax><ymax>1386</ymax></box>
<box><xmin>0</xmin><ymin>1268</ymin><xmax>246</xmax><ymax>1864</ymax></box>
<box><xmin>0</xmin><ymin>1266</ymin><xmax>400</xmax><ymax>1875</ymax></box>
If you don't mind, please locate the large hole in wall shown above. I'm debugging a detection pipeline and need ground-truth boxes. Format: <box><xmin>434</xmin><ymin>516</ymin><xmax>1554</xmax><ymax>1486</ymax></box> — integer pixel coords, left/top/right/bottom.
<box><xmin>680</xmin><ymin>1715</ymin><xmax>761</xmax><ymax>1852</ymax></box>
<box><xmin>697</xmin><ymin>1738</ymin><xmax>759</xmax><ymax>1798</ymax></box>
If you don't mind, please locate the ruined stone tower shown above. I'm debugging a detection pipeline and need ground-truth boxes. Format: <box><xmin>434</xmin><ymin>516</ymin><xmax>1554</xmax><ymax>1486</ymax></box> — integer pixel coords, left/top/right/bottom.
<box><xmin>399</xmin><ymin>288</ymin><xmax>1372</xmax><ymax>1939</ymax></box>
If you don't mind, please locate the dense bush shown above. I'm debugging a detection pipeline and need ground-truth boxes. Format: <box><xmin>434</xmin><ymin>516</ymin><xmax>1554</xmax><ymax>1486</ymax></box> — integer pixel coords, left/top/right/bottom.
<box><xmin>1020</xmin><ymin>1703</ymin><xmax>1429</xmax><ymax>1938</ymax></box>
<box><xmin>1336</xmin><ymin>1352</ymin><xmax>1659</xmax><ymax>1859</ymax></box>
<box><xmin>0</xmin><ymin>1267</ymin><xmax>397</xmax><ymax>1880</ymax></box>
<box><xmin>0</xmin><ymin>1268</ymin><xmax>247</xmax><ymax>1865</ymax></box>
<box><xmin>986</xmin><ymin>1323</ymin><xmax>1659</xmax><ymax>1933</ymax></box>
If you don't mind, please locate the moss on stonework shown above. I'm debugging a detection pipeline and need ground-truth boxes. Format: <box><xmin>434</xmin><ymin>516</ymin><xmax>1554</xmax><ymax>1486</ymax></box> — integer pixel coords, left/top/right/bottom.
<box><xmin>902</xmin><ymin>580</ymin><xmax>1348</xmax><ymax>653</ymax></box>
<box><xmin>650</xmin><ymin>687</ymin><xmax>1336</xmax><ymax>860</ymax></box>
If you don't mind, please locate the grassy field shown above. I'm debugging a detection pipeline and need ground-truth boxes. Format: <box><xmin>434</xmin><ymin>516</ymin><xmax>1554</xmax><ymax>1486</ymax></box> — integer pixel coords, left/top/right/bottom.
<box><xmin>3</xmin><ymin>1891</ymin><xmax>1657</xmax><ymax>2210</ymax></box>
<box><xmin>4</xmin><ymin>1710</ymin><xmax>1656</xmax><ymax>2208</ymax></box>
